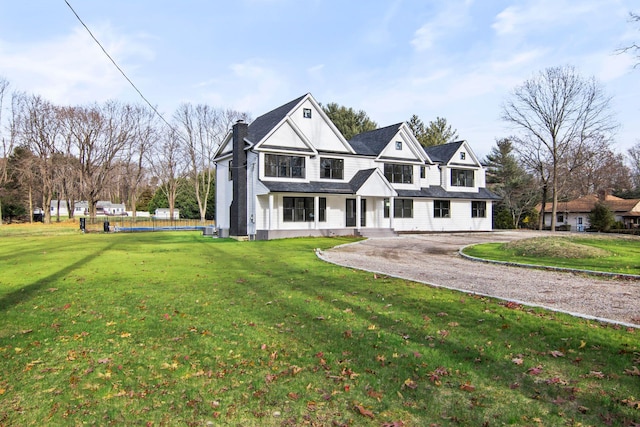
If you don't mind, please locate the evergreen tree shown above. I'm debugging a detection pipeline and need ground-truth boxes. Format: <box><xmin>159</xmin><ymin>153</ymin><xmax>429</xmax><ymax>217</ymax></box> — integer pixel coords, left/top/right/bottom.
<box><xmin>322</xmin><ymin>103</ymin><xmax>377</xmax><ymax>140</ymax></box>
<box><xmin>407</xmin><ymin>114</ymin><xmax>428</xmax><ymax>146</ymax></box>
<box><xmin>588</xmin><ymin>201</ymin><xmax>615</xmax><ymax>232</ymax></box>
<box><xmin>484</xmin><ymin>138</ymin><xmax>538</xmax><ymax>228</ymax></box>
<box><xmin>421</xmin><ymin>117</ymin><xmax>458</xmax><ymax>147</ymax></box>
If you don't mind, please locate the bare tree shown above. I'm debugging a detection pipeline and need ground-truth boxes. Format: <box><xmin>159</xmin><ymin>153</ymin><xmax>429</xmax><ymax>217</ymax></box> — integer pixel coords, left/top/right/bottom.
<box><xmin>0</xmin><ymin>77</ymin><xmax>11</xmax><ymax>224</ymax></box>
<box><xmin>174</xmin><ymin>104</ymin><xmax>247</xmax><ymax>222</ymax></box>
<box><xmin>628</xmin><ymin>142</ymin><xmax>640</xmax><ymax>189</ymax></box>
<box><xmin>117</xmin><ymin>104</ymin><xmax>158</xmax><ymax>219</ymax></box>
<box><xmin>560</xmin><ymin>136</ymin><xmax>631</xmax><ymax>198</ymax></box>
<box><xmin>147</xmin><ymin>125</ymin><xmax>186</xmax><ymax>220</ymax></box>
<box><xmin>502</xmin><ymin>65</ymin><xmax>618</xmax><ymax>231</ymax></box>
<box><xmin>13</xmin><ymin>94</ymin><xmax>63</xmax><ymax>224</ymax></box>
<box><xmin>617</xmin><ymin>12</ymin><xmax>640</xmax><ymax>67</ymax></box>
<box><xmin>63</xmin><ymin>101</ymin><xmax>135</xmax><ymax>220</ymax></box>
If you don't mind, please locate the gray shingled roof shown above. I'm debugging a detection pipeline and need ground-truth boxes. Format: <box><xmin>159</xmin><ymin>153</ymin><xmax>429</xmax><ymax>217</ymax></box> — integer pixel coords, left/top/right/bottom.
<box><xmin>261</xmin><ymin>169</ymin><xmax>380</xmax><ymax>195</ymax></box>
<box><xmin>348</xmin><ymin>123</ymin><xmax>403</xmax><ymax>156</ymax></box>
<box><xmin>396</xmin><ymin>186</ymin><xmax>501</xmax><ymax>200</ymax></box>
<box><xmin>247</xmin><ymin>94</ymin><xmax>307</xmax><ymax>144</ymax></box>
<box><xmin>424</xmin><ymin>141</ymin><xmax>464</xmax><ymax>163</ymax></box>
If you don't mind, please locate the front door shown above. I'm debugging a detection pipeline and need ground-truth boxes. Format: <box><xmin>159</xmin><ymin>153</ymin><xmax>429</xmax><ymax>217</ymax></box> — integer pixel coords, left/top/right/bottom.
<box><xmin>346</xmin><ymin>199</ymin><xmax>367</xmax><ymax>227</ymax></box>
<box><xmin>346</xmin><ymin>199</ymin><xmax>356</xmax><ymax>227</ymax></box>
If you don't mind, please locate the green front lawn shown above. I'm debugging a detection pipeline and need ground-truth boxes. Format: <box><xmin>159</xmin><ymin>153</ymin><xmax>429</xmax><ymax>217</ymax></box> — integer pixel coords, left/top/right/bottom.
<box><xmin>462</xmin><ymin>235</ymin><xmax>640</xmax><ymax>275</ymax></box>
<box><xmin>0</xmin><ymin>228</ymin><xmax>638</xmax><ymax>426</ymax></box>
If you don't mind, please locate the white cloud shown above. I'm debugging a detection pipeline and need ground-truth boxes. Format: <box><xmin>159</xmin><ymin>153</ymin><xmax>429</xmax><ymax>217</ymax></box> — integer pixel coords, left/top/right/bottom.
<box><xmin>0</xmin><ymin>24</ymin><xmax>154</xmax><ymax>106</ymax></box>
<box><xmin>410</xmin><ymin>1</ymin><xmax>473</xmax><ymax>52</ymax></box>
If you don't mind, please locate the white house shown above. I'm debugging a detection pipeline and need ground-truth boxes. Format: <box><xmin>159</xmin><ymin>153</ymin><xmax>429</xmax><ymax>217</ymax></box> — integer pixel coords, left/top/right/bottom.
<box><xmin>213</xmin><ymin>93</ymin><xmax>499</xmax><ymax>240</ymax></box>
<box><xmin>154</xmin><ymin>208</ymin><xmax>180</xmax><ymax>220</ymax></box>
<box><xmin>49</xmin><ymin>200</ymin><xmax>125</xmax><ymax>216</ymax></box>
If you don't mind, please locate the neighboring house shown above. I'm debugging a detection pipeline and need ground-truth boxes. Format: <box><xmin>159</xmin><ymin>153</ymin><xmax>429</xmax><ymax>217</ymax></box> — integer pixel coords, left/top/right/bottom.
<box><xmin>213</xmin><ymin>93</ymin><xmax>499</xmax><ymax>240</ymax></box>
<box><xmin>48</xmin><ymin>200</ymin><xmax>126</xmax><ymax>217</ymax></box>
<box><xmin>540</xmin><ymin>194</ymin><xmax>640</xmax><ymax>231</ymax></box>
<box><xmin>154</xmin><ymin>208</ymin><xmax>180</xmax><ymax>220</ymax></box>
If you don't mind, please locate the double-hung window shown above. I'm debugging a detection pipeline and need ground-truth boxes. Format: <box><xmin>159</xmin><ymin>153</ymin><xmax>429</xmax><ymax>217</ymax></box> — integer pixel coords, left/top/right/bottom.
<box><xmin>394</xmin><ymin>199</ymin><xmax>413</xmax><ymax>218</ymax></box>
<box><xmin>283</xmin><ymin>197</ymin><xmax>314</xmax><ymax>222</ymax></box>
<box><xmin>320</xmin><ymin>158</ymin><xmax>343</xmax><ymax>180</ymax></box>
<box><xmin>451</xmin><ymin>169</ymin><xmax>474</xmax><ymax>187</ymax></box>
<box><xmin>384</xmin><ymin>163</ymin><xmax>413</xmax><ymax>184</ymax></box>
<box><xmin>265</xmin><ymin>154</ymin><xmax>305</xmax><ymax>178</ymax></box>
<box><xmin>471</xmin><ymin>201</ymin><xmax>486</xmax><ymax>218</ymax></box>
<box><xmin>434</xmin><ymin>200</ymin><xmax>450</xmax><ymax>218</ymax></box>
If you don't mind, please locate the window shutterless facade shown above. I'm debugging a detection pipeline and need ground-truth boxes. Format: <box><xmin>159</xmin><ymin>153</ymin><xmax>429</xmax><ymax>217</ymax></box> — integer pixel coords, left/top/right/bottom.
<box><xmin>283</xmin><ymin>197</ymin><xmax>314</xmax><ymax>222</ymax></box>
<box><xmin>265</xmin><ymin>154</ymin><xmax>305</xmax><ymax>178</ymax></box>
<box><xmin>471</xmin><ymin>201</ymin><xmax>486</xmax><ymax>218</ymax></box>
<box><xmin>434</xmin><ymin>200</ymin><xmax>450</xmax><ymax>218</ymax></box>
<box><xmin>384</xmin><ymin>163</ymin><xmax>413</xmax><ymax>184</ymax></box>
<box><xmin>319</xmin><ymin>157</ymin><xmax>343</xmax><ymax>179</ymax></box>
<box><xmin>394</xmin><ymin>199</ymin><xmax>413</xmax><ymax>218</ymax></box>
<box><xmin>451</xmin><ymin>169</ymin><xmax>474</xmax><ymax>187</ymax></box>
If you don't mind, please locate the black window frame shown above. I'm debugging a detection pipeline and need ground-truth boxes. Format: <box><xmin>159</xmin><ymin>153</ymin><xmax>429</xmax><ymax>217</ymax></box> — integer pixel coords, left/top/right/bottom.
<box><xmin>265</xmin><ymin>154</ymin><xmax>306</xmax><ymax>178</ymax></box>
<box><xmin>303</xmin><ymin>108</ymin><xmax>312</xmax><ymax>118</ymax></box>
<box><xmin>394</xmin><ymin>199</ymin><xmax>413</xmax><ymax>218</ymax></box>
<box><xmin>471</xmin><ymin>201</ymin><xmax>486</xmax><ymax>218</ymax></box>
<box><xmin>434</xmin><ymin>200</ymin><xmax>450</xmax><ymax>218</ymax></box>
<box><xmin>384</xmin><ymin>163</ymin><xmax>413</xmax><ymax>184</ymax></box>
<box><xmin>451</xmin><ymin>169</ymin><xmax>474</xmax><ymax>187</ymax></box>
<box><xmin>384</xmin><ymin>198</ymin><xmax>390</xmax><ymax>218</ymax></box>
<box><xmin>283</xmin><ymin>197</ymin><xmax>314</xmax><ymax>222</ymax></box>
<box><xmin>319</xmin><ymin>157</ymin><xmax>344</xmax><ymax>180</ymax></box>
<box><xmin>319</xmin><ymin>197</ymin><xmax>326</xmax><ymax>222</ymax></box>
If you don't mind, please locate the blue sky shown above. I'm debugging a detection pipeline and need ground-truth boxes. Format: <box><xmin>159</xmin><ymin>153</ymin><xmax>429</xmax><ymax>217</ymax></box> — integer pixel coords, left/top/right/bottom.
<box><xmin>0</xmin><ymin>0</ymin><xmax>638</xmax><ymax>158</ymax></box>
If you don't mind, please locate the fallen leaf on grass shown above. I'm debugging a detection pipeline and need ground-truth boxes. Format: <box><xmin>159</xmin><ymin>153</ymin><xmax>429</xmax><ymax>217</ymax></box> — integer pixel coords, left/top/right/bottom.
<box><xmin>621</xmin><ymin>398</ymin><xmax>640</xmax><ymax>409</ymax></box>
<box><xmin>382</xmin><ymin>421</ymin><xmax>405</xmax><ymax>427</ymax></box>
<box><xmin>527</xmin><ymin>365</ymin><xmax>544</xmax><ymax>375</ymax></box>
<box><xmin>549</xmin><ymin>350</ymin><xmax>564</xmax><ymax>358</ymax></box>
<box><xmin>512</xmin><ymin>357</ymin><xmax>524</xmax><ymax>365</ymax></box>
<box><xmin>624</xmin><ymin>366</ymin><xmax>640</xmax><ymax>376</ymax></box>
<box><xmin>354</xmin><ymin>404</ymin><xmax>374</xmax><ymax>419</ymax></box>
<box><xmin>403</xmin><ymin>378</ymin><xmax>418</xmax><ymax>389</ymax></box>
<box><xmin>459</xmin><ymin>381</ymin><xmax>475</xmax><ymax>392</ymax></box>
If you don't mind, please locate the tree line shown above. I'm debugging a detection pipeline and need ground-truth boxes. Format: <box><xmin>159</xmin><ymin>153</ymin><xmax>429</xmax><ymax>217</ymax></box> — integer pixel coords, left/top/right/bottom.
<box><xmin>0</xmin><ymin>78</ymin><xmax>248</xmax><ymax>224</ymax></box>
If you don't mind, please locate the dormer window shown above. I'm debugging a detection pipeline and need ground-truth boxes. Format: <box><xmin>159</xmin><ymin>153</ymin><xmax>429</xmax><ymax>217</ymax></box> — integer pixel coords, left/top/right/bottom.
<box><xmin>460</xmin><ymin>152</ymin><xmax>466</xmax><ymax>160</ymax></box>
<box><xmin>303</xmin><ymin>108</ymin><xmax>312</xmax><ymax>118</ymax></box>
<box><xmin>451</xmin><ymin>169</ymin><xmax>474</xmax><ymax>187</ymax></box>
<box><xmin>395</xmin><ymin>141</ymin><xmax>402</xmax><ymax>150</ymax></box>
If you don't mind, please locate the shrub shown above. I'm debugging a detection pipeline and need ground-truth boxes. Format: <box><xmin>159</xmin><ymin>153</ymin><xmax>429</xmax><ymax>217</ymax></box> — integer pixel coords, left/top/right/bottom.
<box><xmin>588</xmin><ymin>201</ymin><xmax>615</xmax><ymax>232</ymax></box>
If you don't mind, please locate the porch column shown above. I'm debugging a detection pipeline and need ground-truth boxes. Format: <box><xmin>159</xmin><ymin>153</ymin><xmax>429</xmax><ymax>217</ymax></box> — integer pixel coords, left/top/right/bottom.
<box><xmin>356</xmin><ymin>195</ymin><xmax>362</xmax><ymax>230</ymax></box>
<box><xmin>314</xmin><ymin>196</ymin><xmax>319</xmax><ymax>229</ymax></box>
<box><xmin>389</xmin><ymin>196</ymin><xmax>395</xmax><ymax>229</ymax></box>
<box><xmin>268</xmin><ymin>194</ymin><xmax>274</xmax><ymax>230</ymax></box>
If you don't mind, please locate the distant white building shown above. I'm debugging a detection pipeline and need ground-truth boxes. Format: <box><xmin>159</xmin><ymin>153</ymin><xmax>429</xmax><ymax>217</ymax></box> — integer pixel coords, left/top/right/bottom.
<box><xmin>154</xmin><ymin>208</ymin><xmax>180</xmax><ymax>220</ymax></box>
<box><xmin>48</xmin><ymin>200</ymin><xmax>126</xmax><ymax>216</ymax></box>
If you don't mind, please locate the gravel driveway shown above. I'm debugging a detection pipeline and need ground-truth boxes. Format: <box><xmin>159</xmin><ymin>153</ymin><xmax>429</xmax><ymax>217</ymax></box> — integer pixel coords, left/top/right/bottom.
<box><xmin>317</xmin><ymin>231</ymin><xmax>640</xmax><ymax>328</ymax></box>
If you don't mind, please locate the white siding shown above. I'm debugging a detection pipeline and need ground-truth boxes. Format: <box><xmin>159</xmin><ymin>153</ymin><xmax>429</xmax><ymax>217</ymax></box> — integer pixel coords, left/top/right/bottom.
<box><xmin>289</xmin><ymin>99</ymin><xmax>351</xmax><ymax>153</ymax></box>
<box><xmin>215</xmin><ymin>158</ymin><xmax>233</xmax><ymax>229</ymax></box>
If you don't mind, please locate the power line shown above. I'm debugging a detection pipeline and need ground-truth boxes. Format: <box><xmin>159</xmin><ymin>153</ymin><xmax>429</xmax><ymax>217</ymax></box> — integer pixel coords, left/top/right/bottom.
<box><xmin>64</xmin><ymin>0</ymin><xmax>173</xmax><ymax>130</ymax></box>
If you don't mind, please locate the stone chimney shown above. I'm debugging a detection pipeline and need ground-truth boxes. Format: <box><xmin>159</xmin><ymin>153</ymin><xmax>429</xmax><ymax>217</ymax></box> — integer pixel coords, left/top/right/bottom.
<box><xmin>229</xmin><ymin>120</ymin><xmax>248</xmax><ymax>238</ymax></box>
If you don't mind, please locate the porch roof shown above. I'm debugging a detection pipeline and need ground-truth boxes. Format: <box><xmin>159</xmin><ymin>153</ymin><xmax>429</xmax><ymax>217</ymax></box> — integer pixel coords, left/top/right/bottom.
<box><xmin>396</xmin><ymin>186</ymin><xmax>501</xmax><ymax>200</ymax></box>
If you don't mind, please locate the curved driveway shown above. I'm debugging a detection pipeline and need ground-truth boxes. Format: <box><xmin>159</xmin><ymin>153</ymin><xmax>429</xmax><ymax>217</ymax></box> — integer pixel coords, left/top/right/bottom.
<box><xmin>318</xmin><ymin>231</ymin><xmax>640</xmax><ymax>328</ymax></box>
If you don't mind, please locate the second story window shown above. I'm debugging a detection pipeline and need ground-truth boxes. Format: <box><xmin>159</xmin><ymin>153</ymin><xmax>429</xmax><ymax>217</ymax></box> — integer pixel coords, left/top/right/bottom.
<box><xmin>303</xmin><ymin>108</ymin><xmax>312</xmax><ymax>118</ymax></box>
<box><xmin>320</xmin><ymin>157</ymin><xmax>343</xmax><ymax>179</ymax></box>
<box><xmin>265</xmin><ymin>154</ymin><xmax>305</xmax><ymax>178</ymax></box>
<box><xmin>384</xmin><ymin>163</ymin><xmax>413</xmax><ymax>184</ymax></box>
<box><xmin>451</xmin><ymin>169</ymin><xmax>474</xmax><ymax>187</ymax></box>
